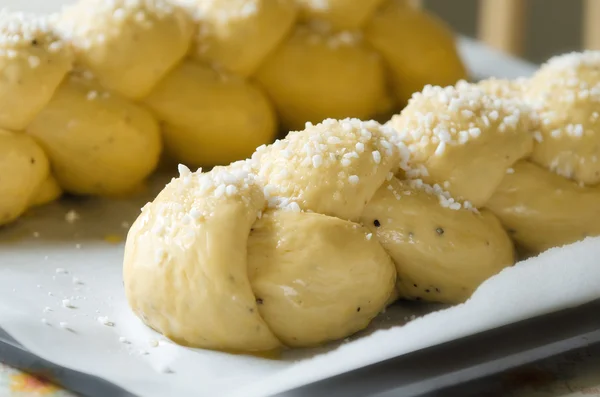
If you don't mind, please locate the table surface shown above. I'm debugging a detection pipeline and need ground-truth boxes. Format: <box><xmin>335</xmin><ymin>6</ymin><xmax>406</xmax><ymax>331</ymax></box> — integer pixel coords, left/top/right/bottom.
<box><xmin>2</xmin><ymin>343</ymin><xmax>600</xmax><ymax>397</ymax></box>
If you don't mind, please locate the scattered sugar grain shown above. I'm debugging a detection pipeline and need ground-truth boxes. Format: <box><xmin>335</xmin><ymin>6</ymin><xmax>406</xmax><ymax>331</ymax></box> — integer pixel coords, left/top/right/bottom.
<box><xmin>65</xmin><ymin>210</ymin><xmax>79</xmax><ymax>223</ymax></box>
<box><xmin>97</xmin><ymin>316</ymin><xmax>114</xmax><ymax>326</ymax></box>
<box><xmin>62</xmin><ymin>299</ymin><xmax>75</xmax><ymax>308</ymax></box>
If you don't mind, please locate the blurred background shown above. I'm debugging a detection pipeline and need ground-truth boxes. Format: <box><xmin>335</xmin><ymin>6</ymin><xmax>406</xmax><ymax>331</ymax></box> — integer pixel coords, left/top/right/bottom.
<box><xmin>425</xmin><ymin>0</ymin><xmax>584</xmax><ymax>64</ymax></box>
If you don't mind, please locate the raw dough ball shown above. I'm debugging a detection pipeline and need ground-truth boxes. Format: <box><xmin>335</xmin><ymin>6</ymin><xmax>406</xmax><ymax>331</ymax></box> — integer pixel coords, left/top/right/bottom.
<box><xmin>252</xmin><ymin>118</ymin><xmax>402</xmax><ymax>221</ymax></box>
<box><xmin>27</xmin><ymin>73</ymin><xmax>162</xmax><ymax>196</ymax></box>
<box><xmin>248</xmin><ymin>210</ymin><xmax>395</xmax><ymax>347</ymax></box>
<box><xmin>365</xmin><ymin>1</ymin><xmax>467</xmax><ymax>105</ymax></box>
<box><xmin>0</xmin><ymin>129</ymin><xmax>49</xmax><ymax>225</ymax></box>
<box><xmin>189</xmin><ymin>0</ymin><xmax>297</xmax><ymax>76</ymax></box>
<box><xmin>360</xmin><ymin>177</ymin><xmax>514</xmax><ymax>304</ymax></box>
<box><xmin>29</xmin><ymin>174</ymin><xmax>62</xmax><ymax>208</ymax></box>
<box><xmin>124</xmin><ymin>164</ymin><xmax>281</xmax><ymax>352</ymax></box>
<box><xmin>524</xmin><ymin>51</ymin><xmax>600</xmax><ymax>185</ymax></box>
<box><xmin>296</xmin><ymin>0</ymin><xmax>386</xmax><ymax>31</ymax></box>
<box><xmin>144</xmin><ymin>61</ymin><xmax>276</xmax><ymax>167</ymax></box>
<box><xmin>58</xmin><ymin>0</ymin><xmax>193</xmax><ymax>99</ymax></box>
<box><xmin>486</xmin><ymin>160</ymin><xmax>600</xmax><ymax>254</ymax></box>
<box><xmin>255</xmin><ymin>27</ymin><xmax>391</xmax><ymax>131</ymax></box>
<box><xmin>388</xmin><ymin>83</ymin><xmax>535</xmax><ymax>208</ymax></box>
<box><xmin>0</xmin><ymin>12</ymin><xmax>72</xmax><ymax>130</ymax></box>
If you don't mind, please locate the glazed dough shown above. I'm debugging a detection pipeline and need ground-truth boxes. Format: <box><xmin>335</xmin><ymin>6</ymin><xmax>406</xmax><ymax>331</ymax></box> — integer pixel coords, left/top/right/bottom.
<box><xmin>0</xmin><ymin>129</ymin><xmax>49</xmax><ymax>225</ymax></box>
<box><xmin>365</xmin><ymin>1</ymin><xmax>467</xmax><ymax>105</ymax></box>
<box><xmin>27</xmin><ymin>73</ymin><xmax>162</xmax><ymax>196</ymax></box>
<box><xmin>252</xmin><ymin>118</ymin><xmax>401</xmax><ymax>221</ymax></box>
<box><xmin>58</xmin><ymin>0</ymin><xmax>193</xmax><ymax>99</ymax></box>
<box><xmin>486</xmin><ymin>160</ymin><xmax>600</xmax><ymax>254</ymax></box>
<box><xmin>255</xmin><ymin>26</ymin><xmax>391</xmax><ymax>131</ymax></box>
<box><xmin>296</xmin><ymin>0</ymin><xmax>386</xmax><ymax>31</ymax></box>
<box><xmin>360</xmin><ymin>177</ymin><xmax>514</xmax><ymax>304</ymax></box>
<box><xmin>144</xmin><ymin>60</ymin><xmax>276</xmax><ymax>167</ymax></box>
<box><xmin>388</xmin><ymin>83</ymin><xmax>535</xmax><ymax>208</ymax></box>
<box><xmin>189</xmin><ymin>0</ymin><xmax>297</xmax><ymax>76</ymax></box>
<box><xmin>248</xmin><ymin>210</ymin><xmax>395</xmax><ymax>347</ymax></box>
<box><xmin>0</xmin><ymin>12</ymin><xmax>72</xmax><ymax>131</ymax></box>
<box><xmin>124</xmin><ymin>164</ymin><xmax>281</xmax><ymax>352</ymax></box>
<box><xmin>524</xmin><ymin>51</ymin><xmax>600</xmax><ymax>185</ymax></box>
<box><xmin>29</xmin><ymin>174</ymin><xmax>62</xmax><ymax>208</ymax></box>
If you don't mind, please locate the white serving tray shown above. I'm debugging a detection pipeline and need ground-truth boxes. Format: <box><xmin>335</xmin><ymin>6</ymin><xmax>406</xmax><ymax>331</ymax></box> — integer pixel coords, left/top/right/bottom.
<box><xmin>1</xmin><ymin>1</ymin><xmax>597</xmax><ymax>396</ymax></box>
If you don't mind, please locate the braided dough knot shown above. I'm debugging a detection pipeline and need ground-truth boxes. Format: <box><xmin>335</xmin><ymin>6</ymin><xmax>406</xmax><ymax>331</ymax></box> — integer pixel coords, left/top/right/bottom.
<box><xmin>123</xmin><ymin>107</ymin><xmax>522</xmax><ymax>351</ymax></box>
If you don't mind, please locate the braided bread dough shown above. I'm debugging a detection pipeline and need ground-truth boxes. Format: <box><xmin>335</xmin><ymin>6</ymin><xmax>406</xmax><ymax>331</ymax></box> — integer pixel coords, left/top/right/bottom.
<box><xmin>0</xmin><ymin>3</ymin><xmax>468</xmax><ymax>228</ymax></box>
<box><xmin>125</xmin><ymin>61</ymin><xmax>600</xmax><ymax>351</ymax></box>
<box><xmin>0</xmin><ymin>129</ymin><xmax>49</xmax><ymax>224</ymax></box>
<box><xmin>124</xmin><ymin>116</ymin><xmax>517</xmax><ymax>351</ymax></box>
<box><xmin>0</xmin><ymin>12</ymin><xmax>72</xmax><ymax>131</ymax></box>
<box><xmin>27</xmin><ymin>73</ymin><xmax>162</xmax><ymax>196</ymax></box>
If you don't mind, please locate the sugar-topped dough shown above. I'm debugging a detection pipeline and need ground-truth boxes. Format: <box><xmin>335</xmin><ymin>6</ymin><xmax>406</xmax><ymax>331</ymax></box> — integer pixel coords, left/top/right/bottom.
<box><xmin>295</xmin><ymin>0</ymin><xmax>386</xmax><ymax>31</ymax></box>
<box><xmin>144</xmin><ymin>60</ymin><xmax>277</xmax><ymax>167</ymax></box>
<box><xmin>255</xmin><ymin>26</ymin><xmax>390</xmax><ymax>131</ymax></box>
<box><xmin>252</xmin><ymin>118</ymin><xmax>401</xmax><ymax>221</ymax></box>
<box><xmin>189</xmin><ymin>0</ymin><xmax>297</xmax><ymax>76</ymax></box>
<box><xmin>27</xmin><ymin>73</ymin><xmax>162</xmax><ymax>196</ymax></box>
<box><xmin>124</xmin><ymin>163</ymin><xmax>282</xmax><ymax>352</ymax></box>
<box><xmin>58</xmin><ymin>0</ymin><xmax>193</xmax><ymax>99</ymax></box>
<box><xmin>525</xmin><ymin>51</ymin><xmax>600</xmax><ymax>185</ymax></box>
<box><xmin>0</xmin><ymin>12</ymin><xmax>72</xmax><ymax>131</ymax></box>
<box><xmin>389</xmin><ymin>82</ymin><xmax>535</xmax><ymax>208</ymax></box>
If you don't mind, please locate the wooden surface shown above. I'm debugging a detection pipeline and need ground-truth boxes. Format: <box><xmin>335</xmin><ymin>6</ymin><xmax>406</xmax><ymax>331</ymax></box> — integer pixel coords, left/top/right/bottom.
<box><xmin>584</xmin><ymin>0</ymin><xmax>600</xmax><ymax>50</ymax></box>
<box><xmin>478</xmin><ymin>0</ymin><xmax>527</xmax><ymax>56</ymax></box>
